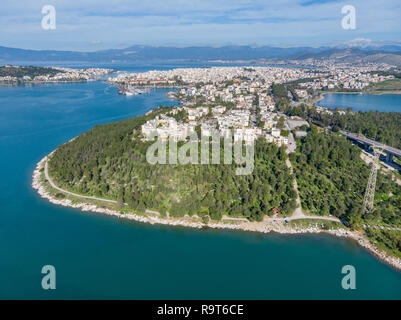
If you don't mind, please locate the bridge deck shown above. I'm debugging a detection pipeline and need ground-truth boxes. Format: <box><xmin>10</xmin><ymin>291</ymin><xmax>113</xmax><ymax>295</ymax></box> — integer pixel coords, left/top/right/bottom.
<box><xmin>340</xmin><ymin>131</ymin><xmax>401</xmax><ymax>157</ymax></box>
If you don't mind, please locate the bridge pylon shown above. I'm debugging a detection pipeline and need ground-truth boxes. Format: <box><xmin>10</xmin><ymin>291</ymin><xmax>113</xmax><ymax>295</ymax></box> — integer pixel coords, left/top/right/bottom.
<box><xmin>362</xmin><ymin>148</ymin><xmax>380</xmax><ymax>214</ymax></box>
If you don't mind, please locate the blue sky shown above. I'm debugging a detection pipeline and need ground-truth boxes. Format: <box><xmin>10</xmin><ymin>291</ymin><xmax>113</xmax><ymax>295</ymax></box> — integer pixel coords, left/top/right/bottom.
<box><xmin>0</xmin><ymin>0</ymin><xmax>400</xmax><ymax>51</ymax></box>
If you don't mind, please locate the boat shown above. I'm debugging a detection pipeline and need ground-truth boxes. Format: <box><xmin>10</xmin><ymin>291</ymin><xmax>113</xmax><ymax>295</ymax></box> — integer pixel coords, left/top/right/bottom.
<box><xmin>117</xmin><ymin>86</ymin><xmax>149</xmax><ymax>96</ymax></box>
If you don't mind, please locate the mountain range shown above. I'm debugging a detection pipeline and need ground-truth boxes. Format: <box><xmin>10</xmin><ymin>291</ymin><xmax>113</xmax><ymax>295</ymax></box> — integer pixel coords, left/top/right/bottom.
<box><xmin>1</xmin><ymin>44</ymin><xmax>400</xmax><ymax>65</ymax></box>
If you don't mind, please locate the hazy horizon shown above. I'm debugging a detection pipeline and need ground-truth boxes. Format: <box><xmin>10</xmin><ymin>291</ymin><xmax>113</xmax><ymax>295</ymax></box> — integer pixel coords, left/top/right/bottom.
<box><xmin>2</xmin><ymin>39</ymin><xmax>401</xmax><ymax>54</ymax></box>
<box><xmin>1</xmin><ymin>0</ymin><xmax>400</xmax><ymax>51</ymax></box>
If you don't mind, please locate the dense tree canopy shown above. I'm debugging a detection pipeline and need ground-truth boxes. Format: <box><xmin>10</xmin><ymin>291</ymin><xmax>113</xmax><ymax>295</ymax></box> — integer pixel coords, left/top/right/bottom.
<box><xmin>291</xmin><ymin>126</ymin><xmax>401</xmax><ymax>229</ymax></box>
<box><xmin>0</xmin><ymin>65</ymin><xmax>64</xmax><ymax>78</ymax></box>
<box><xmin>48</xmin><ymin>107</ymin><xmax>297</xmax><ymax>221</ymax></box>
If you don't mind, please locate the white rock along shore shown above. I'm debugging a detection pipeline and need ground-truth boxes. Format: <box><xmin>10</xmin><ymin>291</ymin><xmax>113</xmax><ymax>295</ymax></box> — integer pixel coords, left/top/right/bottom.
<box><xmin>32</xmin><ymin>154</ymin><xmax>401</xmax><ymax>272</ymax></box>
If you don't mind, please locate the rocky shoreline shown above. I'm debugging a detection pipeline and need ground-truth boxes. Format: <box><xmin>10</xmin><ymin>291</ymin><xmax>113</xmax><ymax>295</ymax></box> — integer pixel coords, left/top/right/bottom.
<box><xmin>32</xmin><ymin>154</ymin><xmax>401</xmax><ymax>272</ymax></box>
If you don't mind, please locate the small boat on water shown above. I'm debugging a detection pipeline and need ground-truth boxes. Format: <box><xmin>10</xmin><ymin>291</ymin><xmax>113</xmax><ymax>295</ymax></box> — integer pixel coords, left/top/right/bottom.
<box><xmin>118</xmin><ymin>86</ymin><xmax>149</xmax><ymax>96</ymax></box>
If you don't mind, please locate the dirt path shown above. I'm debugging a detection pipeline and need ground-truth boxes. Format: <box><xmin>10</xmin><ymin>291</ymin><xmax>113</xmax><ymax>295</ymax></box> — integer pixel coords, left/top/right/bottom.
<box><xmin>285</xmin><ymin>157</ymin><xmax>341</xmax><ymax>223</ymax></box>
<box><xmin>286</xmin><ymin>158</ymin><xmax>306</xmax><ymax>218</ymax></box>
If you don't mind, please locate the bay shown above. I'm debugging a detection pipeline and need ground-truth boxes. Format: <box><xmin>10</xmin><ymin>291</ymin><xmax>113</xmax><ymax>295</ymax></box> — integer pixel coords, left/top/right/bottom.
<box><xmin>316</xmin><ymin>93</ymin><xmax>401</xmax><ymax>112</ymax></box>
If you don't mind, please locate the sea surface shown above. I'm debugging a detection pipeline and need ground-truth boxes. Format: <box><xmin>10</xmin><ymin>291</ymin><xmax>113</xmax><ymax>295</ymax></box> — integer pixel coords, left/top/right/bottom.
<box><xmin>0</xmin><ymin>64</ymin><xmax>401</xmax><ymax>299</ymax></box>
<box><xmin>316</xmin><ymin>93</ymin><xmax>401</xmax><ymax>112</ymax></box>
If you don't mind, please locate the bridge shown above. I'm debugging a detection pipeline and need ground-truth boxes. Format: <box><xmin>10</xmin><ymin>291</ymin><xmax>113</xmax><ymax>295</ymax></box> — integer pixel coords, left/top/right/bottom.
<box><xmin>340</xmin><ymin>130</ymin><xmax>401</xmax><ymax>162</ymax></box>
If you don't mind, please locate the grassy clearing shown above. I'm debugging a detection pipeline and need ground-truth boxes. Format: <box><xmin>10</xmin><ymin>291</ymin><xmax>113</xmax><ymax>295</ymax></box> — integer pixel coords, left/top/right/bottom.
<box><xmin>364</xmin><ymin>78</ymin><xmax>401</xmax><ymax>93</ymax></box>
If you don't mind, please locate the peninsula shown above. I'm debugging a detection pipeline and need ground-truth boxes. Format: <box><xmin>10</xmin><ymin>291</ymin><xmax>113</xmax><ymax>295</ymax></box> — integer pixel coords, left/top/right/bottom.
<box><xmin>0</xmin><ymin>65</ymin><xmax>113</xmax><ymax>83</ymax></box>
<box><xmin>33</xmin><ymin>66</ymin><xmax>401</xmax><ymax>271</ymax></box>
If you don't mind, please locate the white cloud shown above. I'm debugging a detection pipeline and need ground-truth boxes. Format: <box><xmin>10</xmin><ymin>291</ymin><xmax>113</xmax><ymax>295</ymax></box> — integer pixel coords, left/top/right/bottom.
<box><xmin>0</xmin><ymin>0</ymin><xmax>399</xmax><ymax>50</ymax></box>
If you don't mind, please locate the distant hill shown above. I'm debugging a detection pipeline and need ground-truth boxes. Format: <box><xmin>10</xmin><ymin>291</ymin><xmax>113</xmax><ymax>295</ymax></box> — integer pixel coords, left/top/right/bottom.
<box><xmin>0</xmin><ymin>44</ymin><xmax>400</xmax><ymax>65</ymax></box>
<box><xmin>362</xmin><ymin>53</ymin><xmax>401</xmax><ymax>65</ymax></box>
<box><xmin>0</xmin><ymin>46</ymin><xmax>89</xmax><ymax>62</ymax></box>
<box><xmin>288</xmin><ymin>48</ymin><xmax>401</xmax><ymax>65</ymax></box>
<box><xmin>0</xmin><ymin>45</ymin><xmax>320</xmax><ymax>62</ymax></box>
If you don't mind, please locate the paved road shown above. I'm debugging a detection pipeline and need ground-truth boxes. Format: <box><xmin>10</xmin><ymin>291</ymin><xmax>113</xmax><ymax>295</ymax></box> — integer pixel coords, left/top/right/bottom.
<box><xmin>44</xmin><ymin>159</ymin><xmax>342</xmax><ymax>224</ymax></box>
<box><xmin>286</xmin><ymin>132</ymin><xmax>297</xmax><ymax>153</ymax></box>
<box><xmin>45</xmin><ymin>160</ymin><xmax>161</xmax><ymax>215</ymax></box>
<box><xmin>45</xmin><ymin>160</ymin><xmax>119</xmax><ymax>204</ymax></box>
<box><xmin>285</xmin><ymin>215</ymin><xmax>341</xmax><ymax>222</ymax></box>
<box><xmin>341</xmin><ymin>130</ymin><xmax>401</xmax><ymax>157</ymax></box>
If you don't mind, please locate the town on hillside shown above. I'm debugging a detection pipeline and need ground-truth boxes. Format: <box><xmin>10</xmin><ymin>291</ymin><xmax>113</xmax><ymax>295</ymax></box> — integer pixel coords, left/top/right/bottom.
<box><xmin>106</xmin><ymin>64</ymin><xmax>397</xmax><ymax>148</ymax></box>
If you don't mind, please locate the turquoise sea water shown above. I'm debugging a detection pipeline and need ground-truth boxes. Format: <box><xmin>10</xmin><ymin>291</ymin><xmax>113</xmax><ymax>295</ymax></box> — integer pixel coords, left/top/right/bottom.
<box><xmin>0</xmin><ymin>75</ymin><xmax>401</xmax><ymax>299</ymax></box>
<box><xmin>316</xmin><ymin>93</ymin><xmax>401</xmax><ymax>112</ymax></box>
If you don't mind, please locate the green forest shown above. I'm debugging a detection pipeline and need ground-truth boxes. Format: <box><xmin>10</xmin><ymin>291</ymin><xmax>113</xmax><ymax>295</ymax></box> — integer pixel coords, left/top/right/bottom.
<box><xmin>290</xmin><ymin>126</ymin><xmax>401</xmax><ymax>228</ymax></box>
<box><xmin>290</xmin><ymin>126</ymin><xmax>401</xmax><ymax>256</ymax></box>
<box><xmin>46</xmin><ymin>105</ymin><xmax>401</xmax><ymax>257</ymax></box>
<box><xmin>0</xmin><ymin>65</ymin><xmax>63</xmax><ymax>78</ymax></box>
<box><xmin>48</xmin><ymin>106</ymin><xmax>297</xmax><ymax>222</ymax></box>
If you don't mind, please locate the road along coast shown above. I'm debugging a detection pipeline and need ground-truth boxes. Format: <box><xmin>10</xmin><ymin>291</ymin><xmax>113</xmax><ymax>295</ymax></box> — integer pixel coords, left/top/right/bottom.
<box><xmin>32</xmin><ymin>153</ymin><xmax>401</xmax><ymax>272</ymax></box>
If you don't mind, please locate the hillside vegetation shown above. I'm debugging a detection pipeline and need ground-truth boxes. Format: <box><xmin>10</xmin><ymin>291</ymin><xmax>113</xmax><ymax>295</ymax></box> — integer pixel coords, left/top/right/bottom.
<box><xmin>48</xmin><ymin>107</ymin><xmax>297</xmax><ymax>222</ymax></box>
<box><xmin>46</xmin><ymin>107</ymin><xmax>401</xmax><ymax>257</ymax></box>
<box><xmin>291</xmin><ymin>127</ymin><xmax>401</xmax><ymax>228</ymax></box>
<box><xmin>0</xmin><ymin>65</ymin><xmax>63</xmax><ymax>78</ymax></box>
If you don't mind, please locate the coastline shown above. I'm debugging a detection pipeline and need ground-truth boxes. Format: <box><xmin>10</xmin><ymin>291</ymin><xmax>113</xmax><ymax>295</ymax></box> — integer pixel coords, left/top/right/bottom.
<box><xmin>309</xmin><ymin>91</ymin><xmax>360</xmax><ymax>105</ymax></box>
<box><xmin>316</xmin><ymin>90</ymin><xmax>401</xmax><ymax>100</ymax></box>
<box><xmin>0</xmin><ymin>79</ymin><xmax>102</xmax><ymax>85</ymax></box>
<box><xmin>322</xmin><ymin>91</ymin><xmax>401</xmax><ymax>95</ymax></box>
<box><xmin>32</xmin><ymin>153</ymin><xmax>401</xmax><ymax>272</ymax></box>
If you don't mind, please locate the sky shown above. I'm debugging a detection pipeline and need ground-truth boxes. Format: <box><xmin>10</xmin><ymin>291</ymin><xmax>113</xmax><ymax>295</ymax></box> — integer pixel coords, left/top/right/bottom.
<box><xmin>0</xmin><ymin>0</ymin><xmax>400</xmax><ymax>51</ymax></box>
